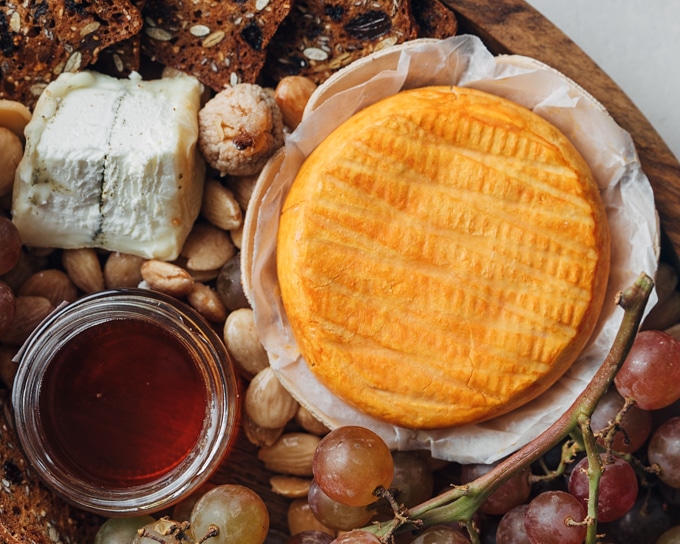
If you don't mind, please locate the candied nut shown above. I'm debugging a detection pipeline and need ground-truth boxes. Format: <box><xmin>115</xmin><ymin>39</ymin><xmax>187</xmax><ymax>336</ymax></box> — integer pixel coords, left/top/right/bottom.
<box><xmin>223</xmin><ymin>308</ymin><xmax>269</xmax><ymax>378</ymax></box>
<box><xmin>295</xmin><ymin>405</ymin><xmax>330</xmax><ymax>436</ymax></box>
<box><xmin>104</xmin><ymin>252</ymin><xmax>145</xmax><ymax>289</ymax></box>
<box><xmin>0</xmin><ymin>296</ymin><xmax>54</xmax><ymax>345</ymax></box>
<box><xmin>18</xmin><ymin>269</ymin><xmax>78</xmax><ymax>306</ymax></box>
<box><xmin>181</xmin><ymin>223</ymin><xmax>236</xmax><ymax>272</ymax></box>
<box><xmin>257</xmin><ymin>432</ymin><xmax>320</xmax><ymax>476</ymax></box>
<box><xmin>187</xmin><ymin>282</ymin><xmax>227</xmax><ymax>323</ymax></box>
<box><xmin>287</xmin><ymin>498</ymin><xmax>335</xmax><ymax>537</ymax></box>
<box><xmin>0</xmin><ymin>98</ymin><xmax>32</xmax><ymax>139</ymax></box>
<box><xmin>270</xmin><ymin>475</ymin><xmax>311</xmax><ymax>499</ymax></box>
<box><xmin>0</xmin><ymin>127</ymin><xmax>23</xmax><ymax>197</ymax></box>
<box><xmin>274</xmin><ymin>76</ymin><xmax>317</xmax><ymax>130</ymax></box>
<box><xmin>140</xmin><ymin>260</ymin><xmax>194</xmax><ymax>297</ymax></box>
<box><xmin>61</xmin><ymin>248</ymin><xmax>105</xmax><ymax>294</ymax></box>
<box><xmin>242</xmin><ymin>412</ymin><xmax>285</xmax><ymax>448</ymax></box>
<box><xmin>201</xmin><ymin>178</ymin><xmax>243</xmax><ymax>231</ymax></box>
<box><xmin>245</xmin><ymin>367</ymin><xmax>298</xmax><ymax>429</ymax></box>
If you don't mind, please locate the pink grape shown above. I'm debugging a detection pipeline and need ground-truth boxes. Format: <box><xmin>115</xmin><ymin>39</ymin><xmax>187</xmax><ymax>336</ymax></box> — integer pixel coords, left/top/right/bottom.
<box><xmin>567</xmin><ymin>454</ymin><xmax>637</xmax><ymax>522</ymax></box>
<box><xmin>313</xmin><ymin>426</ymin><xmax>393</xmax><ymax>507</ymax></box>
<box><xmin>390</xmin><ymin>451</ymin><xmax>434</xmax><ymax>508</ymax></box>
<box><xmin>330</xmin><ymin>531</ymin><xmax>381</xmax><ymax>543</ymax></box>
<box><xmin>590</xmin><ymin>388</ymin><xmax>652</xmax><ymax>453</ymax></box>
<box><xmin>460</xmin><ymin>463</ymin><xmax>531</xmax><ymax>516</ymax></box>
<box><xmin>648</xmin><ymin>416</ymin><xmax>680</xmax><ymax>488</ymax></box>
<box><xmin>496</xmin><ymin>505</ymin><xmax>531</xmax><ymax>544</ymax></box>
<box><xmin>307</xmin><ymin>480</ymin><xmax>374</xmax><ymax>531</ymax></box>
<box><xmin>614</xmin><ymin>330</ymin><xmax>680</xmax><ymax>409</ymax></box>
<box><xmin>524</xmin><ymin>491</ymin><xmax>587</xmax><ymax>544</ymax></box>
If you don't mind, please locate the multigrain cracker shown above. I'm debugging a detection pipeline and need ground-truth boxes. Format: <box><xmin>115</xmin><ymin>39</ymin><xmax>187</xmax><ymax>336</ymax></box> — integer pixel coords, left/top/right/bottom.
<box><xmin>0</xmin><ymin>0</ymin><xmax>143</xmax><ymax>106</ymax></box>
<box><xmin>141</xmin><ymin>0</ymin><xmax>292</xmax><ymax>91</ymax></box>
<box><xmin>262</xmin><ymin>0</ymin><xmax>418</xmax><ymax>84</ymax></box>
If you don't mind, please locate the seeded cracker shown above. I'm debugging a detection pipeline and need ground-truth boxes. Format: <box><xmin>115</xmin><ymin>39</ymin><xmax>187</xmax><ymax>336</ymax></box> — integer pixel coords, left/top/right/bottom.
<box><xmin>93</xmin><ymin>0</ymin><xmax>146</xmax><ymax>77</ymax></box>
<box><xmin>0</xmin><ymin>0</ymin><xmax>143</xmax><ymax>107</ymax></box>
<box><xmin>262</xmin><ymin>0</ymin><xmax>418</xmax><ymax>84</ymax></box>
<box><xmin>141</xmin><ymin>0</ymin><xmax>292</xmax><ymax>92</ymax></box>
<box><xmin>0</xmin><ymin>394</ymin><xmax>103</xmax><ymax>544</ymax></box>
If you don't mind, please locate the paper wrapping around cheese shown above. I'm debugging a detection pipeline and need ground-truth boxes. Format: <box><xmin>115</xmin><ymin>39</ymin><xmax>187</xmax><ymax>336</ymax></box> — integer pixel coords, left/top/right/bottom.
<box><xmin>277</xmin><ymin>85</ymin><xmax>611</xmax><ymax>429</ymax></box>
<box><xmin>243</xmin><ymin>36</ymin><xmax>660</xmax><ymax>463</ymax></box>
<box><xmin>12</xmin><ymin>71</ymin><xmax>205</xmax><ymax>261</ymax></box>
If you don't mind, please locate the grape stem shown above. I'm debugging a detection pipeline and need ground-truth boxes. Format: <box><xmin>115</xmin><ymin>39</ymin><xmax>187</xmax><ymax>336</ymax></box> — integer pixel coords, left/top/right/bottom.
<box><xmin>366</xmin><ymin>272</ymin><xmax>655</xmax><ymax>543</ymax></box>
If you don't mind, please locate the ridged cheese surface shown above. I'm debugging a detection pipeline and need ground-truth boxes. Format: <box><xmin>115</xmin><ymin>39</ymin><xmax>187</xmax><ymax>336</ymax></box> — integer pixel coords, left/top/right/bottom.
<box><xmin>277</xmin><ymin>86</ymin><xmax>611</xmax><ymax>429</ymax></box>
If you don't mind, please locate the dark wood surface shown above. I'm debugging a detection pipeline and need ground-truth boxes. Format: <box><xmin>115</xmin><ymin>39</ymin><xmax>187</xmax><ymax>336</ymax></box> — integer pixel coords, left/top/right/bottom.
<box><xmin>213</xmin><ymin>1</ymin><xmax>680</xmax><ymax>534</ymax></box>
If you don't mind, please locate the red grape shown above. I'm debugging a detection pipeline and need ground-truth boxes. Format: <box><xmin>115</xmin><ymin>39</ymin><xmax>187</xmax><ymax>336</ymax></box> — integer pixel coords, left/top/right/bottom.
<box><xmin>313</xmin><ymin>426</ymin><xmax>393</xmax><ymax>507</ymax></box>
<box><xmin>567</xmin><ymin>454</ymin><xmax>637</xmax><ymax>522</ymax></box>
<box><xmin>590</xmin><ymin>388</ymin><xmax>651</xmax><ymax>453</ymax></box>
<box><xmin>614</xmin><ymin>330</ymin><xmax>680</xmax><ymax>409</ymax></box>
<box><xmin>285</xmin><ymin>531</ymin><xmax>334</xmax><ymax>544</ymax></box>
<box><xmin>648</xmin><ymin>416</ymin><xmax>680</xmax><ymax>488</ymax></box>
<box><xmin>410</xmin><ymin>526</ymin><xmax>471</xmax><ymax>543</ymax></box>
<box><xmin>496</xmin><ymin>505</ymin><xmax>530</xmax><ymax>544</ymax></box>
<box><xmin>460</xmin><ymin>463</ymin><xmax>531</xmax><ymax>516</ymax></box>
<box><xmin>524</xmin><ymin>491</ymin><xmax>587</xmax><ymax>544</ymax></box>
<box><xmin>0</xmin><ymin>217</ymin><xmax>21</xmax><ymax>275</ymax></box>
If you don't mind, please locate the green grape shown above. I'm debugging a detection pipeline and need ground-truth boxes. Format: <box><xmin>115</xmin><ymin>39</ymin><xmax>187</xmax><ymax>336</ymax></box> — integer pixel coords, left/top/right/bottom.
<box><xmin>94</xmin><ymin>516</ymin><xmax>155</xmax><ymax>544</ymax></box>
<box><xmin>172</xmin><ymin>483</ymin><xmax>217</xmax><ymax>522</ymax></box>
<box><xmin>656</xmin><ymin>525</ymin><xmax>680</xmax><ymax>543</ymax></box>
<box><xmin>190</xmin><ymin>484</ymin><xmax>269</xmax><ymax>544</ymax></box>
<box><xmin>307</xmin><ymin>480</ymin><xmax>374</xmax><ymax>531</ymax></box>
<box><xmin>313</xmin><ymin>426</ymin><xmax>393</xmax><ymax>507</ymax></box>
<box><xmin>133</xmin><ymin>518</ymin><xmax>194</xmax><ymax>544</ymax></box>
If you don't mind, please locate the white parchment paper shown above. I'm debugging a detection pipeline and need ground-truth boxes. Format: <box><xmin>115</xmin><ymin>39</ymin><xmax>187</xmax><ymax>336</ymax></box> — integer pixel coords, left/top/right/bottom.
<box><xmin>243</xmin><ymin>35</ymin><xmax>660</xmax><ymax>464</ymax></box>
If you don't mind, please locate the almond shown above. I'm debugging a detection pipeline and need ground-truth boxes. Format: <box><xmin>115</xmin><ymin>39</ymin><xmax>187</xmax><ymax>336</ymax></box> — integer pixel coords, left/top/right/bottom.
<box><xmin>187</xmin><ymin>282</ymin><xmax>227</xmax><ymax>323</ymax></box>
<box><xmin>245</xmin><ymin>367</ymin><xmax>298</xmax><ymax>429</ymax></box>
<box><xmin>61</xmin><ymin>248</ymin><xmax>105</xmax><ymax>293</ymax></box>
<box><xmin>0</xmin><ymin>295</ymin><xmax>54</xmax><ymax>345</ymax></box>
<box><xmin>270</xmin><ymin>475</ymin><xmax>311</xmax><ymax>499</ymax></box>
<box><xmin>104</xmin><ymin>252</ymin><xmax>145</xmax><ymax>289</ymax></box>
<box><xmin>19</xmin><ymin>269</ymin><xmax>78</xmax><ymax>306</ymax></box>
<box><xmin>295</xmin><ymin>405</ymin><xmax>330</xmax><ymax>436</ymax></box>
<box><xmin>242</xmin><ymin>412</ymin><xmax>285</xmax><ymax>448</ymax></box>
<box><xmin>274</xmin><ymin>76</ymin><xmax>317</xmax><ymax>130</ymax></box>
<box><xmin>201</xmin><ymin>178</ymin><xmax>243</xmax><ymax>231</ymax></box>
<box><xmin>223</xmin><ymin>308</ymin><xmax>269</xmax><ymax>378</ymax></box>
<box><xmin>181</xmin><ymin>223</ymin><xmax>235</xmax><ymax>272</ymax></box>
<box><xmin>287</xmin><ymin>498</ymin><xmax>335</xmax><ymax>537</ymax></box>
<box><xmin>140</xmin><ymin>260</ymin><xmax>194</xmax><ymax>297</ymax></box>
<box><xmin>257</xmin><ymin>432</ymin><xmax>320</xmax><ymax>476</ymax></box>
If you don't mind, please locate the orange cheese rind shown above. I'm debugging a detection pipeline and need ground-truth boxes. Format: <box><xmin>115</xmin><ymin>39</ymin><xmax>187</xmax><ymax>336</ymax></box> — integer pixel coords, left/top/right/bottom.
<box><xmin>277</xmin><ymin>85</ymin><xmax>610</xmax><ymax>429</ymax></box>
<box><xmin>242</xmin><ymin>36</ymin><xmax>659</xmax><ymax>463</ymax></box>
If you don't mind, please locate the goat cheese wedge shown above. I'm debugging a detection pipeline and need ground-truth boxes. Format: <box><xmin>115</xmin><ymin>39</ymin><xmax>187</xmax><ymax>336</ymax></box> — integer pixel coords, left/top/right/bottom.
<box><xmin>12</xmin><ymin>70</ymin><xmax>205</xmax><ymax>261</ymax></box>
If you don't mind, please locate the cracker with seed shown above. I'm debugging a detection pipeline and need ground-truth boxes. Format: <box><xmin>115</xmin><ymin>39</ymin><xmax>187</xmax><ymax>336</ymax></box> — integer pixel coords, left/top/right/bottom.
<box><xmin>94</xmin><ymin>0</ymin><xmax>146</xmax><ymax>77</ymax></box>
<box><xmin>0</xmin><ymin>0</ymin><xmax>143</xmax><ymax>107</ymax></box>
<box><xmin>262</xmin><ymin>0</ymin><xmax>418</xmax><ymax>85</ymax></box>
<box><xmin>141</xmin><ymin>0</ymin><xmax>292</xmax><ymax>92</ymax></box>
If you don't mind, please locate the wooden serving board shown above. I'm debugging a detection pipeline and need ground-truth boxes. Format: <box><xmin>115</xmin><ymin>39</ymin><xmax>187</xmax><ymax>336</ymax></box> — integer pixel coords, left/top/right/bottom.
<box><xmin>209</xmin><ymin>1</ymin><xmax>680</xmax><ymax>536</ymax></box>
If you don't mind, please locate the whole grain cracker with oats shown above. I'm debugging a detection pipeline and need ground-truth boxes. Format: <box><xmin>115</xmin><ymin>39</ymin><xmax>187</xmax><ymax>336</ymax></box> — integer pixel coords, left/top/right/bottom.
<box><xmin>0</xmin><ymin>0</ymin><xmax>143</xmax><ymax>107</ymax></box>
<box><xmin>262</xmin><ymin>0</ymin><xmax>418</xmax><ymax>84</ymax></box>
<box><xmin>140</xmin><ymin>0</ymin><xmax>292</xmax><ymax>92</ymax></box>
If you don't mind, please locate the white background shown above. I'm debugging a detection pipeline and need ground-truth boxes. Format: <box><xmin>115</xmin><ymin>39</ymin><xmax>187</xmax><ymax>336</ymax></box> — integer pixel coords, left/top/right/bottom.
<box><xmin>525</xmin><ymin>0</ymin><xmax>680</xmax><ymax>162</ymax></box>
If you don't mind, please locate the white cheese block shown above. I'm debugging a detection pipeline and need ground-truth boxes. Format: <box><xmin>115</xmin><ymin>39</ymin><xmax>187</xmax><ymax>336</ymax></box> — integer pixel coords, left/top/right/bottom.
<box><xmin>12</xmin><ymin>70</ymin><xmax>205</xmax><ymax>261</ymax></box>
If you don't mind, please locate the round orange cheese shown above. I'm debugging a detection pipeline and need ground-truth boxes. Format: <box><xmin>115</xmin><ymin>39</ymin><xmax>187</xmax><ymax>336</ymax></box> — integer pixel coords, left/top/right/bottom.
<box><xmin>276</xmin><ymin>85</ymin><xmax>611</xmax><ymax>429</ymax></box>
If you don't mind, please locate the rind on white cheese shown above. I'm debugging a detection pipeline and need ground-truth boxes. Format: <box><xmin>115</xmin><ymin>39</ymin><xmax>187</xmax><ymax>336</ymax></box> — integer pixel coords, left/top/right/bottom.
<box><xmin>12</xmin><ymin>71</ymin><xmax>205</xmax><ymax>261</ymax></box>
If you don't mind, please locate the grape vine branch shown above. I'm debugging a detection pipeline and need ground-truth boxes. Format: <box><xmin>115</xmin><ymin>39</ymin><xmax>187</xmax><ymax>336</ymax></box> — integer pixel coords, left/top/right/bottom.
<box><xmin>364</xmin><ymin>271</ymin><xmax>655</xmax><ymax>544</ymax></box>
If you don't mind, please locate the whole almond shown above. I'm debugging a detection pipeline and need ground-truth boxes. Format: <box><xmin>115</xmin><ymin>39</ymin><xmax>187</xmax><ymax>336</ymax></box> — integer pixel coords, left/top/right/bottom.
<box><xmin>62</xmin><ymin>248</ymin><xmax>105</xmax><ymax>293</ymax></box>
<box><xmin>227</xmin><ymin>174</ymin><xmax>258</xmax><ymax>212</ymax></box>
<box><xmin>257</xmin><ymin>432</ymin><xmax>320</xmax><ymax>476</ymax></box>
<box><xmin>295</xmin><ymin>405</ymin><xmax>330</xmax><ymax>436</ymax></box>
<box><xmin>245</xmin><ymin>367</ymin><xmax>298</xmax><ymax>429</ymax></box>
<box><xmin>140</xmin><ymin>260</ymin><xmax>194</xmax><ymax>297</ymax></box>
<box><xmin>270</xmin><ymin>475</ymin><xmax>311</xmax><ymax>499</ymax></box>
<box><xmin>242</xmin><ymin>412</ymin><xmax>285</xmax><ymax>448</ymax></box>
<box><xmin>19</xmin><ymin>269</ymin><xmax>78</xmax><ymax>306</ymax></box>
<box><xmin>0</xmin><ymin>295</ymin><xmax>54</xmax><ymax>345</ymax></box>
<box><xmin>223</xmin><ymin>308</ymin><xmax>269</xmax><ymax>378</ymax></box>
<box><xmin>201</xmin><ymin>179</ymin><xmax>243</xmax><ymax>231</ymax></box>
<box><xmin>187</xmin><ymin>282</ymin><xmax>227</xmax><ymax>322</ymax></box>
<box><xmin>181</xmin><ymin>223</ymin><xmax>235</xmax><ymax>272</ymax></box>
<box><xmin>104</xmin><ymin>252</ymin><xmax>145</xmax><ymax>289</ymax></box>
